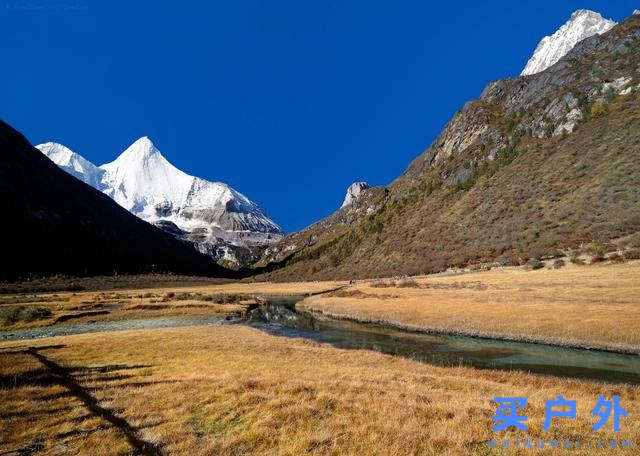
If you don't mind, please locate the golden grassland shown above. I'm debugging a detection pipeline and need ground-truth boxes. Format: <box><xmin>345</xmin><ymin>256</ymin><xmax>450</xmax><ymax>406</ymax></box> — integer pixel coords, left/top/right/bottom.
<box><xmin>300</xmin><ymin>262</ymin><xmax>640</xmax><ymax>353</ymax></box>
<box><xmin>1</xmin><ymin>325</ymin><xmax>638</xmax><ymax>455</ymax></box>
<box><xmin>0</xmin><ymin>280</ymin><xmax>345</xmax><ymax>330</ymax></box>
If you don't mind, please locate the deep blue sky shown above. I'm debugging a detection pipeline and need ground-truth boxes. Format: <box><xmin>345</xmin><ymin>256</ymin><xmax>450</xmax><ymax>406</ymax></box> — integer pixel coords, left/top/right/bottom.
<box><xmin>2</xmin><ymin>1</ymin><xmax>637</xmax><ymax>232</ymax></box>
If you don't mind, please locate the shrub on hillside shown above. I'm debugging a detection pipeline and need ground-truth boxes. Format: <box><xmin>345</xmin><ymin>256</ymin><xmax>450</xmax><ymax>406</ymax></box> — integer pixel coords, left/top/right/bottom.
<box><xmin>570</xmin><ymin>256</ymin><xmax>585</xmax><ymax>265</ymax></box>
<box><xmin>0</xmin><ymin>306</ymin><xmax>52</xmax><ymax>324</ymax></box>
<box><xmin>553</xmin><ymin>259</ymin><xmax>566</xmax><ymax>269</ymax></box>
<box><xmin>527</xmin><ymin>259</ymin><xmax>545</xmax><ymax>270</ymax></box>
<box><xmin>585</xmin><ymin>241</ymin><xmax>608</xmax><ymax>257</ymax></box>
<box><xmin>370</xmin><ymin>279</ymin><xmax>394</xmax><ymax>288</ymax></box>
<box><xmin>396</xmin><ymin>278</ymin><xmax>420</xmax><ymax>288</ymax></box>
<box><xmin>608</xmin><ymin>253</ymin><xmax>625</xmax><ymax>264</ymax></box>
<box><xmin>591</xmin><ymin>102</ymin><xmax>607</xmax><ymax>118</ymax></box>
<box><xmin>623</xmin><ymin>249</ymin><xmax>640</xmax><ymax>260</ymax></box>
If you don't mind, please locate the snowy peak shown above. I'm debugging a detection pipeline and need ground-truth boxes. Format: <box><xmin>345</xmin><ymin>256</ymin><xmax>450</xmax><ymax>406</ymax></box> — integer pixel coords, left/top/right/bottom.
<box><xmin>521</xmin><ymin>9</ymin><xmax>616</xmax><ymax>76</ymax></box>
<box><xmin>99</xmin><ymin>136</ymin><xmax>195</xmax><ymax>216</ymax></box>
<box><xmin>341</xmin><ymin>182</ymin><xmax>370</xmax><ymax>208</ymax></box>
<box><xmin>111</xmin><ymin>136</ymin><xmax>161</xmax><ymax>162</ymax></box>
<box><xmin>38</xmin><ymin>137</ymin><xmax>283</xmax><ymax>260</ymax></box>
<box><xmin>36</xmin><ymin>142</ymin><xmax>104</xmax><ymax>188</ymax></box>
<box><xmin>101</xmin><ymin>136</ymin><xmax>169</xmax><ymax>175</ymax></box>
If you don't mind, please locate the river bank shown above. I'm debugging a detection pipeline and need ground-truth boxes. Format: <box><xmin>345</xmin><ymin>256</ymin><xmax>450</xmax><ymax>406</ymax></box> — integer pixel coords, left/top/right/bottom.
<box><xmin>298</xmin><ymin>262</ymin><xmax>640</xmax><ymax>354</ymax></box>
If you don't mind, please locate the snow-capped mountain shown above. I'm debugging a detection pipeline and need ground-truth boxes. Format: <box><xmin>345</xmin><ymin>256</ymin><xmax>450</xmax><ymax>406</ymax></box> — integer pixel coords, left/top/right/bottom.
<box><xmin>37</xmin><ymin>138</ymin><xmax>283</xmax><ymax>266</ymax></box>
<box><xmin>341</xmin><ymin>182</ymin><xmax>370</xmax><ymax>208</ymax></box>
<box><xmin>36</xmin><ymin>142</ymin><xmax>105</xmax><ymax>188</ymax></box>
<box><xmin>521</xmin><ymin>9</ymin><xmax>616</xmax><ymax>76</ymax></box>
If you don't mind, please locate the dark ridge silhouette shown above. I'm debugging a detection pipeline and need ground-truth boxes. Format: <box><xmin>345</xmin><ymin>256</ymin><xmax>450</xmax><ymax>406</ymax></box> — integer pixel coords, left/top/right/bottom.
<box><xmin>0</xmin><ymin>120</ymin><xmax>239</xmax><ymax>281</ymax></box>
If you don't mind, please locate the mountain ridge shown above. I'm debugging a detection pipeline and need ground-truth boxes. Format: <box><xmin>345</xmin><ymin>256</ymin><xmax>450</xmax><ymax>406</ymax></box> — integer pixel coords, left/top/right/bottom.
<box><xmin>521</xmin><ymin>9</ymin><xmax>616</xmax><ymax>76</ymax></box>
<box><xmin>254</xmin><ymin>12</ymin><xmax>640</xmax><ymax>281</ymax></box>
<box><xmin>0</xmin><ymin>120</ymin><xmax>237</xmax><ymax>281</ymax></box>
<box><xmin>38</xmin><ymin>137</ymin><xmax>283</xmax><ymax>267</ymax></box>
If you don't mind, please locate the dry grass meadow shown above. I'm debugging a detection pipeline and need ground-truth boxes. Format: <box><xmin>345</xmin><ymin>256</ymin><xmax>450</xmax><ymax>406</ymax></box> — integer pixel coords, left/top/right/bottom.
<box><xmin>300</xmin><ymin>262</ymin><xmax>640</xmax><ymax>353</ymax></box>
<box><xmin>1</xmin><ymin>265</ymin><xmax>639</xmax><ymax>454</ymax></box>
<box><xmin>0</xmin><ymin>280</ymin><xmax>345</xmax><ymax>330</ymax></box>
<box><xmin>1</xmin><ymin>325</ymin><xmax>639</xmax><ymax>455</ymax></box>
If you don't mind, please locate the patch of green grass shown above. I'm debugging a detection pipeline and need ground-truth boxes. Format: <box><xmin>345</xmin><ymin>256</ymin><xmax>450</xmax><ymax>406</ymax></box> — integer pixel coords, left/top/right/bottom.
<box><xmin>0</xmin><ymin>306</ymin><xmax>52</xmax><ymax>324</ymax></box>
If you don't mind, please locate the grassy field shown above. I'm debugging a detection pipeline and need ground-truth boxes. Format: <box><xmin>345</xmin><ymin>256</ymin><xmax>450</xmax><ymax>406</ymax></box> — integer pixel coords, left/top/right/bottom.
<box><xmin>0</xmin><ymin>280</ymin><xmax>345</xmax><ymax>330</ymax></box>
<box><xmin>1</xmin><ymin>266</ymin><xmax>638</xmax><ymax>454</ymax></box>
<box><xmin>1</xmin><ymin>325</ymin><xmax>638</xmax><ymax>455</ymax></box>
<box><xmin>300</xmin><ymin>262</ymin><xmax>640</xmax><ymax>353</ymax></box>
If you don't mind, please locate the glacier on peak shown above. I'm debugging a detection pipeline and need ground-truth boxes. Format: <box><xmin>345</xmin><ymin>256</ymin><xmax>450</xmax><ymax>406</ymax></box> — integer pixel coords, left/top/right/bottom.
<box><xmin>521</xmin><ymin>9</ymin><xmax>616</xmax><ymax>76</ymax></box>
<box><xmin>37</xmin><ymin>138</ymin><xmax>283</xmax><ymax>264</ymax></box>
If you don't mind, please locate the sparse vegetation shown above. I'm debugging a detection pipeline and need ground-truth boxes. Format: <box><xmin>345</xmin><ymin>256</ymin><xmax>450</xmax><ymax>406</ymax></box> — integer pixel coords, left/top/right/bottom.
<box><xmin>255</xmin><ymin>17</ymin><xmax>640</xmax><ymax>282</ymax></box>
<box><xmin>0</xmin><ymin>281</ymin><xmax>345</xmax><ymax>329</ymax></box>
<box><xmin>527</xmin><ymin>259</ymin><xmax>544</xmax><ymax>270</ymax></box>
<box><xmin>0</xmin><ymin>306</ymin><xmax>52</xmax><ymax>324</ymax></box>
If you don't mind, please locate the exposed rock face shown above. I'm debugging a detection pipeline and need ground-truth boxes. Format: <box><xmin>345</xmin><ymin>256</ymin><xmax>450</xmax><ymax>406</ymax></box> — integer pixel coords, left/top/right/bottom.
<box><xmin>341</xmin><ymin>182</ymin><xmax>371</xmax><ymax>208</ymax></box>
<box><xmin>38</xmin><ymin>137</ymin><xmax>283</xmax><ymax>267</ymax></box>
<box><xmin>521</xmin><ymin>9</ymin><xmax>616</xmax><ymax>76</ymax></box>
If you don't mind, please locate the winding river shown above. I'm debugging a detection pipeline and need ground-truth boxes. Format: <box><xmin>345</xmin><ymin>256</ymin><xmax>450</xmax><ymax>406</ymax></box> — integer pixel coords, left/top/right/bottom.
<box><xmin>247</xmin><ymin>296</ymin><xmax>640</xmax><ymax>384</ymax></box>
<box><xmin>2</xmin><ymin>295</ymin><xmax>639</xmax><ymax>384</ymax></box>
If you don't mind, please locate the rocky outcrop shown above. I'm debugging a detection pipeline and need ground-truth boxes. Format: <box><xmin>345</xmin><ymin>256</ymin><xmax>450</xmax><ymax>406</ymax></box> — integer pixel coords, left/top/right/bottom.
<box><xmin>341</xmin><ymin>182</ymin><xmax>371</xmax><ymax>208</ymax></box>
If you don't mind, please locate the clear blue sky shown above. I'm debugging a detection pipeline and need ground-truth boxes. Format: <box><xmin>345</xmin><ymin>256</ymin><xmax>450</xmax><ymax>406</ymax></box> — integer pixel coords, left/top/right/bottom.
<box><xmin>2</xmin><ymin>1</ymin><xmax>637</xmax><ymax>232</ymax></box>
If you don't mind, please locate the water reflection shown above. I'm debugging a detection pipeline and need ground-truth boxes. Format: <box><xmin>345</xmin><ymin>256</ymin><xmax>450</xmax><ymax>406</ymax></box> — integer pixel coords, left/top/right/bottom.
<box><xmin>247</xmin><ymin>299</ymin><xmax>640</xmax><ymax>384</ymax></box>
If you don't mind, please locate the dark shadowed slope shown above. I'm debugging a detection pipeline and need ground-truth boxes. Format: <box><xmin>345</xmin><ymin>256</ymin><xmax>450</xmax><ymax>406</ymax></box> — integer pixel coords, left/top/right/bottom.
<box><xmin>0</xmin><ymin>120</ymin><xmax>236</xmax><ymax>281</ymax></box>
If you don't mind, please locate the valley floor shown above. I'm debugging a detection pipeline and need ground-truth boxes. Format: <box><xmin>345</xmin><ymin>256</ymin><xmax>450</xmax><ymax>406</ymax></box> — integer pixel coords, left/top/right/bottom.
<box><xmin>0</xmin><ymin>263</ymin><xmax>638</xmax><ymax>454</ymax></box>
<box><xmin>301</xmin><ymin>261</ymin><xmax>640</xmax><ymax>353</ymax></box>
<box><xmin>0</xmin><ymin>280</ymin><xmax>346</xmax><ymax>331</ymax></box>
<box><xmin>1</xmin><ymin>325</ymin><xmax>638</xmax><ymax>455</ymax></box>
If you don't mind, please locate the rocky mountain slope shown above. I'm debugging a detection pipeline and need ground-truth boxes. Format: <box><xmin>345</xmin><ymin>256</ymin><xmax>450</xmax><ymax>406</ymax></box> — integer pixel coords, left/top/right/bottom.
<box><xmin>255</xmin><ymin>12</ymin><xmax>640</xmax><ymax>281</ymax></box>
<box><xmin>521</xmin><ymin>9</ymin><xmax>616</xmax><ymax>76</ymax></box>
<box><xmin>0</xmin><ymin>121</ymin><xmax>236</xmax><ymax>281</ymax></box>
<box><xmin>38</xmin><ymin>138</ymin><xmax>283</xmax><ymax>267</ymax></box>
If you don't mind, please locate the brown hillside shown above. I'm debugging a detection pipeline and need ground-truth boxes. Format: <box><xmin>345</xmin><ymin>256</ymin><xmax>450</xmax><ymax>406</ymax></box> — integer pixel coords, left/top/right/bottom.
<box><xmin>254</xmin><ymin>15</ymin><xmax>640</xmax><ymax>281</ymax></box>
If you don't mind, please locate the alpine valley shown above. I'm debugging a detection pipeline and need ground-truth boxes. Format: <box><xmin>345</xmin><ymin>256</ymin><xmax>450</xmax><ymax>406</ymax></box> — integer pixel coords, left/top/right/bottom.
<box><xmin>3</xmin><ymin>7</ymin><xmax>640</xmax><ymax>456</ymax></box>
<box><xmin>254</xmin><ymin>9</ymin><xmax>640</xmax><ymax>281</ymax></box>
<box><xmin>37</xmin><ymin>138</ymin><xmax>283</xmax><ymax>268</ymax></box>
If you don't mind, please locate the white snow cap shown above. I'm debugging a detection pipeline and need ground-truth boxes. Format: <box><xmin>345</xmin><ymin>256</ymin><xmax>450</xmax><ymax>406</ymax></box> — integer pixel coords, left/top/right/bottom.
<box><xmin>38</xmin><ymin>137</ymin><xmax>283</xmax><ymax>245</ymax></box>
<box><xmin>633</xmin><ymin>9</ymin><xmax>640</xmax><ymax>16</ymax></box>
<box><xmin>521</xmin><ymin>9</ymin><xmax>616</xmax><ymax>76</ymax></box>
<box><xmin>341</xmin><ymin>182</ymin><xmax>370</xmax><ymax>208</ymax></box>
<box><xmin>36</xmin><ymin>142</ymin><xmax>104</xmax><ymax>188</ymax></box>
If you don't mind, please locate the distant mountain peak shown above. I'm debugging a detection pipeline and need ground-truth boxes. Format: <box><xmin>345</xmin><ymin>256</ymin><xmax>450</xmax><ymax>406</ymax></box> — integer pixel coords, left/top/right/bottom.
<box><xmin>130</xmin><ymin>135</ymin><xmax>156</xmax><ymax>151</ymax></box>
<box><xmin>38</xmin><ymin>138</ymin><xmax>283</xmax><ymax>265</ymax></box>
<box><xmin>341</xmin><ymin>182</ymin><xmax>370</xmax><ymax>208</ymax></box>
<box><xmin>521</xmin><ymin>9</ymin><xmax>616</xmax><ymax>76</ymax></box>
<box><xmin>111</xmin><ymin>136</ymin><xmax>162</xmax><ymax>163</ymax></box>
